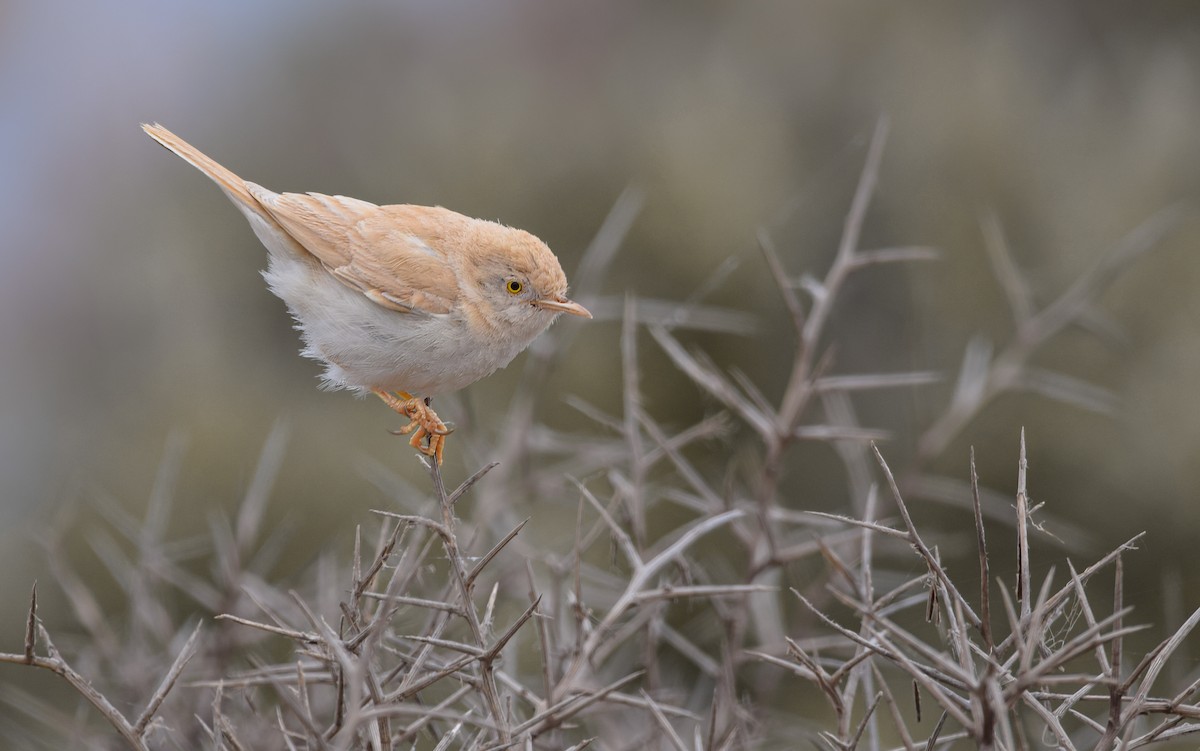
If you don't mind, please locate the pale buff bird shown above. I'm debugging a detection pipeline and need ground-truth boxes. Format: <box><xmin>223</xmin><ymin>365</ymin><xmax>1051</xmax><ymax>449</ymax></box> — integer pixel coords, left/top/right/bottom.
<box><xmin>143</xmin><ymin>124</ymin><xmax>590</xmax><ymax>464</ymax></box>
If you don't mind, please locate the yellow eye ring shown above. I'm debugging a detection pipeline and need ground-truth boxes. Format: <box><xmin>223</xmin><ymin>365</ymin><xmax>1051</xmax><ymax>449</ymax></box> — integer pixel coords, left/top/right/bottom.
<box><xmin>506</xmin><ymin>279</ymin><xmax>524</xmax><ymax>295</ymax></box>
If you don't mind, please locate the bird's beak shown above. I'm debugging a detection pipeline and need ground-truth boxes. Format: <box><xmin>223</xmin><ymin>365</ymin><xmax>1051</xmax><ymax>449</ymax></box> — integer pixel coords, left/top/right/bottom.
<box><xmin>534</xmin><ymin>295</ymin><xmax>592</xmax><ymax>319</ymax></box>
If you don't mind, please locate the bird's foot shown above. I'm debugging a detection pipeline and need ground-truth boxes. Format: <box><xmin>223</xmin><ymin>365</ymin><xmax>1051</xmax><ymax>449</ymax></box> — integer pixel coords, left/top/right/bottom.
<box><xmin>373</xmin><ymin>390</ymin><xmax>452</xmax><ymax>465</ymax></box>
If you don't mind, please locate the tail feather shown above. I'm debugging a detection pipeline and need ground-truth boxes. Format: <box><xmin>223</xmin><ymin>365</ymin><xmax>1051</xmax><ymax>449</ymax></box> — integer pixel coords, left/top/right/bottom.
<box><xmin>142</xmin><ymin>123</ymin><xmax>261</xmax><ymax>213</ymax></box>
<box><xmin>143</xmin><ymin>123</ymin><xmax>321</xmax><ymax>264</ymax></box>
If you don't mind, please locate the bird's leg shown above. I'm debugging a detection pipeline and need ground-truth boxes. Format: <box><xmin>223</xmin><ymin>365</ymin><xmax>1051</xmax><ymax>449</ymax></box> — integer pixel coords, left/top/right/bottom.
<box><xmin>372</xmin><ymin>390</ymin><xmax>452</xmax><ymax>464</ymax></box>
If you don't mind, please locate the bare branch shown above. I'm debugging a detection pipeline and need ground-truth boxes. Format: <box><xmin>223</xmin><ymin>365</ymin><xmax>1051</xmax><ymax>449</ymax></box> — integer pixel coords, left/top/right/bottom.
<box><xmin>133</xmin><ymin>621</ymin><xmax>204</xmax><ymax>736</ymax></box>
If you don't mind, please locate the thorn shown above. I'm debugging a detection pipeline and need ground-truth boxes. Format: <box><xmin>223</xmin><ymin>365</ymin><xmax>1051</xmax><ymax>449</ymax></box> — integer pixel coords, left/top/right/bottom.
<box><xmin>24</xmin><ymin>581</ymin><xmax>37</xmax><ymax>663</ymax></box>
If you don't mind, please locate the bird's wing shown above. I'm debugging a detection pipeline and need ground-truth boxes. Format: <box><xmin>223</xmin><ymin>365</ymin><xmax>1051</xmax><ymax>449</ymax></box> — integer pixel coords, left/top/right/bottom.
<box><xmin>248</xmin><ymin>189</ymin><xmax>461</xmax><ymax>316</ymax></box>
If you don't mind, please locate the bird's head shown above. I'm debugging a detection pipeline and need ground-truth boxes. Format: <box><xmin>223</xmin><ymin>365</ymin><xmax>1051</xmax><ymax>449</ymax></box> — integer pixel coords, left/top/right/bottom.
<box><xmin>457</xmin><ymin>223</ymin><xmax>591</xmax><ymax>340</ymax></box>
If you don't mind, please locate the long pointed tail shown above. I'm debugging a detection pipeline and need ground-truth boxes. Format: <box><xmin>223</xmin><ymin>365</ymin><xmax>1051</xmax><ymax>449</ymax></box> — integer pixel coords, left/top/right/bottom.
<box><xmin>142</xmin><ymin>123</ymin><xmax>260</xmax><ymax>211</ymax></box>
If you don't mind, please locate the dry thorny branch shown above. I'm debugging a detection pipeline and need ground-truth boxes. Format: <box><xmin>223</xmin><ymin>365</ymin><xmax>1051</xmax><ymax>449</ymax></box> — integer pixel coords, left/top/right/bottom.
<box><xmin>3</xmin><ymin>117</ymin><xmax>1194</xmax><ymax>749</ymax></box>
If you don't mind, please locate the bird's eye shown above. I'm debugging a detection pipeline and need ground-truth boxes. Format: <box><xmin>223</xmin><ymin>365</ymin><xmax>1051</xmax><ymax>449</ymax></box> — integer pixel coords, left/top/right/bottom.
<box><xmin>506</xmin><ymin>280</ymin><xmax>524</xmax><ymax>295</ymax></box>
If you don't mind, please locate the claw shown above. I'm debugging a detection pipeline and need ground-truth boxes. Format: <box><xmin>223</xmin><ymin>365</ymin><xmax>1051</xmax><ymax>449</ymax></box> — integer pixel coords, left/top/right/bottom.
<box><xmin>373</xmin><ymin>390</ymin><xmax>450</xmax><ymax>464</ymax></box>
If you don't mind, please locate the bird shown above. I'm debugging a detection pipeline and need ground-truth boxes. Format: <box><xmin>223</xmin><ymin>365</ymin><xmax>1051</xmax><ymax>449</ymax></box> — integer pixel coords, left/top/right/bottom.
<box><xmin>142</xmin><ymin>123</ymin><xmax>591</xmax><ymax>464</ymax></box>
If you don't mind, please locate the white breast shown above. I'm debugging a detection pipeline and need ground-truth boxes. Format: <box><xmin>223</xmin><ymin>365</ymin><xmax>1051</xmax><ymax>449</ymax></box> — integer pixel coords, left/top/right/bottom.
<box><xmin>260</xmin><ymin>252</ymin><xmax>526</xmax><ymax>396</ymax></box>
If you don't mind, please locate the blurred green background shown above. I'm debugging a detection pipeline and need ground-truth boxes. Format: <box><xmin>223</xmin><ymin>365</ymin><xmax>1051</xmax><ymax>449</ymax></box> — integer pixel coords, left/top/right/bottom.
<box><xmin>2</xmin><ymin>0</ymin><xmax>1199</xmax><ymax>672</ymax></box>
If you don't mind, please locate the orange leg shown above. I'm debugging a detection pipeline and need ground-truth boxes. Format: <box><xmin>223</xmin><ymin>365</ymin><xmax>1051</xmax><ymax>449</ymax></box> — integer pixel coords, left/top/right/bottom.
<box><xmin>372</xmin><ymin>390</ymin><xmax>452</xmax><ymax>465</ymax></box>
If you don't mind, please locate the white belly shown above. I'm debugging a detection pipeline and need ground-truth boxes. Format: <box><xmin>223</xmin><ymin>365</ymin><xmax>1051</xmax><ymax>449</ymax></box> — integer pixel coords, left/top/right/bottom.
<box><xmin>260</xmin><ymin>253</ymin><xmax>524</xmax><ymax>396</ymax></box>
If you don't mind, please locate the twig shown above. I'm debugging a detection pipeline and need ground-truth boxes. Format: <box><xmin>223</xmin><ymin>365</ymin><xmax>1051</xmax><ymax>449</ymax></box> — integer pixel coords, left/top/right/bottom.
<box><xmin>133</xmin><ymin>621</ymin><xmax>203</xmax><ymax>736</ymax></box>
<box><xmin>3</xmin><ymin>624</ymin><xmax>150</xmax><ymax>751</ymax></box>
<box><xmin>1016</xmin><ymin>429</ymin><xmax>1031</xmax><ymax>619</ymax></box>
<box><xmin>970</xmin><ymin>448</ymin><xmax>992</xmax><ymax>651</ymax></box>
<box><xmin>429</xmin><ymin>459</ymin><xmax>513</xmax><ymax>743</ymax></box>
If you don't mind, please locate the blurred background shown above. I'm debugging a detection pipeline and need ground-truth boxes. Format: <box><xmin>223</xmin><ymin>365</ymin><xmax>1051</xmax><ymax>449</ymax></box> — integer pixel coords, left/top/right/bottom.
<box><xmin>1</xmin><ymin>0</ymin><xmax>1199</xmax><ymax>685</ymax></box>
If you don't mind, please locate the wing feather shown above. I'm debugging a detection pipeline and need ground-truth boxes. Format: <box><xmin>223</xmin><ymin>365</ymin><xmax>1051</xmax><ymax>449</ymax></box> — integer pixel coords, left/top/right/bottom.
<box><xmin>249</xmin><ymin>189</ymin><xmax>462</xmax><ymax>316</ymax></box>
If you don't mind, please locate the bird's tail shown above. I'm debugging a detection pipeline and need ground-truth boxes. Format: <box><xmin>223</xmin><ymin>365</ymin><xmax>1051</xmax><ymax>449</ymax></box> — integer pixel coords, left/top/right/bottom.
<box><xmin>142</xmin><ymin>123</ymin><xmax>260</xmax><ymax>211</ymax></box>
